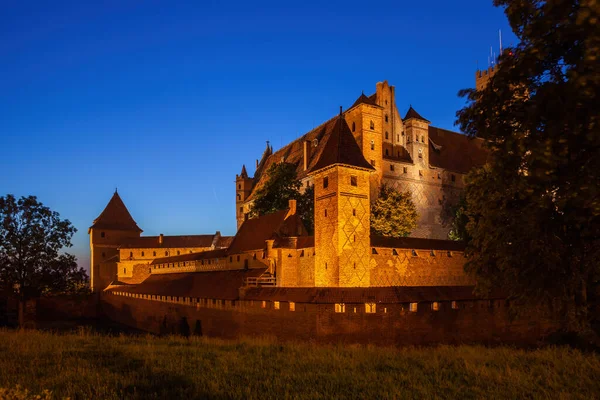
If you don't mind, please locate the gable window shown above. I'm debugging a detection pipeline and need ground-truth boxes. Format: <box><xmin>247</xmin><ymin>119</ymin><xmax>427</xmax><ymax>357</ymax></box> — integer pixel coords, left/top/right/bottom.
<box><xmin>370</xmin><ymin>120</ymin><xmax>374</xmax><ymax>130</ymax></box>
<box><xmin>335</xmin><ymin>303</ymin><xmax>346</xmax><ymax>313</ymax></box>
<box><xmin>350</xmin><ymin>176</ymin><xmax>357</xmax><ymax>186</ymax></box>
<box><xmin>323</xmin><ymin>176</ymin><xmax>329</xmax><ymax>188</ymax></box>
<box><xmin>352</xmin><ymin>122</ymin><xmax>356</xmax><ymax>132</ymax></box>
<box><xmin>365</xmin><ymin>303</ymin><xmax>376</xmax><ymax>313</ymax></box>
<box><xmin>370</xmin><ymin>140</ymin><xmax>375</xmax><ymax>150</ymax></box>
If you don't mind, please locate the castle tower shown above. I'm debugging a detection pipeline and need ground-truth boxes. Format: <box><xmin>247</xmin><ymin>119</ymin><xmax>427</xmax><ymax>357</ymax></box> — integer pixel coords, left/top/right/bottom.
<box><xmin>235</xmin><ymin>165</ymin><xmax>253</xmax><ymax>229</ymax></box>
<box><xmin>310</xmin><ymin>110</ymin><xmax>375</xmax><ymax>287</ymax></box>
<box><xmin>89</xmin><ymin>191</ymin><xmax>142</xmax><ymax>292</ymax></box>
<box><xmin>403</xmin><ymin>106</ymin><xmax>431</xmax><ymax>168</ymax></box>
<box><xmin>475</xmin><ymin>66</ymin><xmax>497</xmax><ymax>91</ymax></box>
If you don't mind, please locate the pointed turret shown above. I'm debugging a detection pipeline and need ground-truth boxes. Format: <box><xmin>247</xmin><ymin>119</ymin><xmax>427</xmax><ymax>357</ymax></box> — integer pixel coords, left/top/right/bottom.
<box><xmin>311</xmin><ymin>112</ymin><xmax>375</xmax><ymax>173</ymax></box>
<box><xmin>90</xmin><ymin>191</ymin><xmax>142</xmax><ymax>232</ymax></box>
<box><xmin>403</xmin><ymin>106</ymin><xmax>430</xmax><ymax>123</ymax></box>
<box><xmin>239</xmin><ymin>164</ymin><xmax>249</xmax><ymax>179</ymax></box>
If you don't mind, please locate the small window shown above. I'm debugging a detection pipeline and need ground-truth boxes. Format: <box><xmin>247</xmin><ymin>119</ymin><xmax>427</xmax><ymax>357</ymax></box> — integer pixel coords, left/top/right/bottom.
<box><xmin>437</xmin><ymin>173</ymin><xmax>441</xmax><ymax>179</ymax></box>
<box><xmin>421</xmin><ymin>136</ymin><xmax>425</xmax><ymax>143</ymax></box>
<box><xmin>130</xmin><ymin>252</ymin><xmax>133</xmax><ymax>258</ymax></box>
<box><xmin>447</xmin><ymin>251</ymin><xmax>453</xmax><ymax>257</ymax></box>
<box><xmin>237</xmin><ymin>255</ymin><xmax>240</xmax><ymax>262</ymax></box>
<box><xmin>385</xmin><ymin>131</ymin><xmax>389</xmax><ymax>139</ymax></box>
<box><xmin>177</xmin><ymin>251</ymin><xmax>180</xmax><ymax>255</ymax></box>
<box><xmin>385</xmin><ymin>149</ymin><xmax>389</xmax><ymax>156</ymax></box>
<box><xmin>431</xmin><ymin>250</ymin><xmax>436</xmax><ymax>256</ymax></box>
<box><xmin>418</xmin><ymin>149</ymin><xmax>423</xmax><ymax>159</ymax></box>
<box><xmin>165</xmin><ymin>251</ymin><xmax>169</xmax><ymax>256</ymax></box>
<box><xmin>141</xmin><ymin>251</ymin><xmax>145</xmax><ymax>257</ymax></box>
<box><xmin>261</xmin><ymin>301</ymin><xmax>266</xmax><ymax>309</ymax></box>
<box><xmin>432</xmin><ymin>302</ymin><xmax>440</xmax><ymax>311</ymax></box>
<box><xmin>372</xmin><ymin>248</ymin><xmax>378</xmax><ymax>255</ymax></box>
<box><xmin>324</xmin><ymin>209</ymin><xmax>328</xmax><ymax>217</ymax></box>
<box><xmin>392</xmin><ymin>249</ymin><xmax>398</xmax><ymax>256</ymax></box>
<box><xmin>153</xmin><ymin>251</ymin><xmax>156</xmax><ymax>257</ymax></box>
<box><xmin>100</xmin><ymin>232</ymin><xmax>105</xmax><ymax>238</ymax></box>
<box><xmin>352</xmin><ymin>122</ymin><xmax>356</xmax><ymax>132</ymax></box>
<box><xmin>411</xmin><ymin>249</ymin><xmax>418</xmax><ymax>257</ymax></box>
<box><xmin>403</xmin><ymin>167</ymin><xmax>408</xmax><ymax>174</ymax></box>
<box><xmin>452</xmin><ymin>301</ymin><xmax>459</xmax><ymax>310</ymax></box>
<box><xmin>238</xmin><ymin>184</ymin><xmax>241</xmax><ymax>189</ymax></box>
<box><xmin>365</xmin><ymin>303</ymin><xmax>376</xmax><ymax>313</ymax></box>
<box><xmin>323</xmin><ymin>176</ymin><xmax>329</xmax><ymax>188</ymax></box>
<box><xmin>335</xmin><ymin>303</ymin><xmax>346</xmax><ymax>313</ymax></box>
<box><xmin>370</xmin><ymin>120</ymin><xmax>374</xmax><ymax>130</ymax></box>
<box><xmin>385</xmin><ymin>115</ymin><xmax>388</xmax><ymax>123</ymax></box>
<box><xmin>410</xmin><ymin>303</ymin><xmax>418</xmax><ymax>312</ymax></box>
<box><xmin>350</xmin><ymin>176</ymin><xmax>357</xmax><ymax>186</ymax></box>
<box><xmin>289</xmin><ymin>302</ymin><xmax>295</xmax><ymax>311</ymax></box>
<box><xmin>352</xmin><ymin>209</ymin><xmax>356</xmax><ymax>217</ymax></box>
<box><xmin>123</xmin><ymin>268</ymin><xmax>126</xmax><ymax>274</ymax></box>
<box><xmin>237</xmin><ymin>194</ymin><xmax>241</xmax><ymax>200</ymax></box>
<box><xmin>451</xmin><ymin>174</ymin><xmax>456</xmax><ymax>182</ymax></box>
<box><xmin>148</xmin><ymin>268</ymin><xmax>152</xmax><ymax>274</ymax></box>
<box><xmin>390</xmin><ymin>164</ymin><xmax>394</xmax><ymax>172</ymax></box>
<box><xmin>370</xmin><ymin>140</ymin><xmax>375</xmax><ymax>150</ymax></box>
<box><xmin>274</xmin><ymin>301</ymin><xmax>280</xmax><ymax>310</ymax></box>
<box><xmin>397</xmin><ymin>135</ymin><xmax>400</xmax><ymax>141</ymax></box>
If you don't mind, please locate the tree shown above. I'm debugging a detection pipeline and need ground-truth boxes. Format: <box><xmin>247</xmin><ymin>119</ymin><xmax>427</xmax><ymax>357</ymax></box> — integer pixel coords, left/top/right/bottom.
<box><xmin>250</xmin><ymin>162</ymin><xmax>314</xmax><ymax>233</ymax></box>
<box><xmin>456</xmin><ymin>0</ymin><xmax>600</xmax><ymax>333</ymax></box>
<box><xmin>370</xmin><ymin>185</ymin><xmax>418</xmax><ymax>238</ymax></box>
<box><xmin>441</xmin><ymin>194</ymin><xmax>470</xmax><ymax>242</ymax></box>
<box><xmin>0</xmin><ymin>195</ymin><xmax>88</xmax><ymax>327</ymax></box>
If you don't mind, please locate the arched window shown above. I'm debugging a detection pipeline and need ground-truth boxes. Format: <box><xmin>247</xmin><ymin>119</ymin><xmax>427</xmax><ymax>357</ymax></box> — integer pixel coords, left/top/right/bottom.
<box><xmin>177</xmin><ymin>250</ymin><xmax>180</xmax><ymax>255</ymax></box>
<box><xmin>141</xmin><ymin>251</ymin><xmax>145</xmax><ymax>257</ymax></box>
<box><xmin>153</xmin><ymin>251</ymin><xmax>156</xmax><ymax>257</ymax></box>
<box><xmin>385</xmin><ymin>131</ymin><xmax>389</xmax><ymax>139</ymax></box>
<box><xmin>370</xmin><ymin>120</ymin><xmax>374</xmax><ymax>130</ymax></box>
<box><xmin>421</xmin><ymin>135</ymin><xmax>425</xmax><ymax>143</ymax></box>
<box><xmin>165</xmin><ymin>251</ymin><xmax>169</xmax><ymax>256</ymax></box>
<box><xmin>352</xmin><ymin>122</ymin><xmax>356</xmax><ymax>132</ymax></box>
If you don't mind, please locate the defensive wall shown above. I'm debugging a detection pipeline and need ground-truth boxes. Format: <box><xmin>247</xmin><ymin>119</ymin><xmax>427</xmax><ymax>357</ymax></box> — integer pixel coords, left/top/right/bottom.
<box><xmin>101</xmin><ymin>286</ymin><xmax>559</xmax><ymax>346</ymax></box>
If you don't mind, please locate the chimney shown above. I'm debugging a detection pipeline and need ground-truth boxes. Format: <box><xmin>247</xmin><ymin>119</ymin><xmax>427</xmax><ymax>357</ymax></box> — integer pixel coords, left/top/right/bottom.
<box><xmin>288</xmin><ymin>199</ymin><xmax>297</xmax><ymax>215</ymax></box>
<box><xmin>303</xmin><ymin>140</ymin><xmax>311</xmax><ymax>171</ymax></box>
<box><xmin>159</xmin><ymin>234</ymin><xmax>164</xmax><ymax>245</ymax></box>
<box><xmin>256</xmin><ymin>159</ymin><xmax>259</xmax><ymax>168</ymax></box>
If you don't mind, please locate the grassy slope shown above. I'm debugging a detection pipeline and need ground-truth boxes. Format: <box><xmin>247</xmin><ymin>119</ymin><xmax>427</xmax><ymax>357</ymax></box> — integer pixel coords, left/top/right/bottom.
<box><xmin>0</xmin><ymin>330</ymin><xmax>599</xmax><ymax>400</ymax></box>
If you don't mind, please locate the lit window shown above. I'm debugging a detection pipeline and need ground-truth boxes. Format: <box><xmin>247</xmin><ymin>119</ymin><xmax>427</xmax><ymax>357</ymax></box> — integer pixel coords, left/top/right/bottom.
<box><xmin>289</xmin><ymin>302</ymin><xmax>295</xmax><ymax>311</ymax></box>
<box><xmin>432</xmin><ymin>302</ymin><xmax>440</xmax><ymax>311</ymax></box>
<box><xmin>274</xmin><ymin>301</ymin><xmax>280</xmax><ymax>310</ymax></box>
<box><xmin>365</xmin><ymin>303</ymin><xmax>376</xmax><ymax>313</ymax></box>
<box><xmin>452</xmin><ymin>301</ymin><xmax>459</xmax><ymax>309</ymax></box>
<box><xmin>410</xmin><ymin>302</ymin><xmax>418</xmax><ymax>312</ymax></box>
<box><xmin>323</xmin><ymin>176</ymin><xmax>329</xmax><ymax>188</ymax></box>
<box><xmin>350</xmin><ymin>176</ymin><xmax>357</xmax><ymax>186</ymax></box>
<box><xmin>261</xmin><ymin>301</ymin><xmax>266</xmax><ymax>308</ymax></box>
<box><xmin>335</xmin><ymin>303</ymin><xmax>346</xmax><ymax>313</ymax></box>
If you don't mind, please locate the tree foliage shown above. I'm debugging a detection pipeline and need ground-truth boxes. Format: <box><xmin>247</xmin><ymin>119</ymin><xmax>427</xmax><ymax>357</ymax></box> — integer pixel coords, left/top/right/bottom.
<box><xmin>249</xmin><ymin>162</ymin><xmax>314</xmax><ymax>233</ymax></box>
<box><xmin>0</xmin><ymin>195</ymin><xmax>88</xmax><ymax>301</ymax></box>
<box><xmin>456</xmin><ymin>0</ymin><xmax>600</xmax><ymax>332</ymax></box>
<box><xmin>441</xmin><ymin>194</ymin><xmax>470</xmax><ymax>242</ymax></box>
<box><xmin>371</xmin><ymin>185</ymin><xmax>418</xmax><ymax>238</ymax></box>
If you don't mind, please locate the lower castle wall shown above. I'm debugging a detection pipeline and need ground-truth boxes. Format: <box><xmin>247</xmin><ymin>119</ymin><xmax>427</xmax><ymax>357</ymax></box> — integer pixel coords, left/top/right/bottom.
<box><xmin>101</xmin><ymin>292</ymin><xmax>558</xmax><ymax>346</ymax></box>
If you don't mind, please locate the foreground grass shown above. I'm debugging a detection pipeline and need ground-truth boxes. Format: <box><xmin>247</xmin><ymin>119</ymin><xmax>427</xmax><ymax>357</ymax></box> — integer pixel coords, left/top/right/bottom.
<box><xmin>0</xmin><ymin>330</ymin><xmax>599</xmax><ymax>399</ymax></box>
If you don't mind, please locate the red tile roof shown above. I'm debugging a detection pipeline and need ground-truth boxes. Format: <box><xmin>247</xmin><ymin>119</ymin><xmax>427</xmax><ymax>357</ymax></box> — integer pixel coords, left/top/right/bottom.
<box><xmin>310</xmin><ymin>114</ymin><xmax>375</xmax><ymax>172</ymax></box>
<box><xmin>90</xmin><ymin>191</ymin><xmax>142</xmax><ymax>232</ymax></box>
<box><xmin>350</xmin><ymin>92</ymin><xmax>381</xmax><ymax>109</ymax></box>
<box><xmin>428</xmin><ymin>126</ymin><xmax>488</xmax><ymax>174</ymax></box>
<box><xmin>241</xmin><ymin>286</ymin><xmax>505</xmax><ymax>303</ymax></box>
<box><xmin>403</xmin><ymin>106</ymin><xmax>430</xmax><ymax>123</ymax></box>
<box><xmin>106</xmin><ymin>268</ymin><xmax>267</xmax><ymax>300</ymax></box>
<box><xmin>150</xmin><ymin>248</ymin><xmax>228</xmax><ymax>265</ymax></box>
<box><xmin>370</xmin><ymin>236</ymin><xmax>466</xmax><ymax>251</ymax></box>
<box><xmin>119</xmin><ymin>235</ymin><xmax>219</xmax><ymax>249</ymax></box>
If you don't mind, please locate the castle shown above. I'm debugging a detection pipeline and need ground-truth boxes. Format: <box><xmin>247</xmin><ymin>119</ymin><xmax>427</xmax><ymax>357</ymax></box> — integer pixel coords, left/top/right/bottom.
<box><xmin>92</xmin><ymin>74</ymin><xmax>556</xmax><ymax>344</ymax></box>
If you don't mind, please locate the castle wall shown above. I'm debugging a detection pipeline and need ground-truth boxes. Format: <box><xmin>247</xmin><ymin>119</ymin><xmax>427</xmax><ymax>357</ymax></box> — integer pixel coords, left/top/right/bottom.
<box><xmin>101</xmin><ymin>292</ymin><xmax>559</xmax><ymax>346</ymax></box>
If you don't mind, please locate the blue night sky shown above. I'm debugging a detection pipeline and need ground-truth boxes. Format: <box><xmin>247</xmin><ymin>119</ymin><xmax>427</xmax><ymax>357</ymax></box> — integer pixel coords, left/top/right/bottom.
<box><xmin>0</xmin><ymin>1</ymin><xmax>516</xmax><ymax>271</ymax></box>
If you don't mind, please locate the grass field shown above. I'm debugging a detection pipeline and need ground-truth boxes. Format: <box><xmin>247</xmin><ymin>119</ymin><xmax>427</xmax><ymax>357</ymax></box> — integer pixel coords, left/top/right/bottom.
<box><xmin>0</xmin><ymin>329</ymin><xmax>599</xmax><ymax>399</ymax></box>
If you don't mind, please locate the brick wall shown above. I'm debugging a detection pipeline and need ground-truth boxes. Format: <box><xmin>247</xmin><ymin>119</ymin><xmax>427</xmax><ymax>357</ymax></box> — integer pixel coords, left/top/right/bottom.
<box><xmin>101</xmin><ymin>292</ymin><xmax>558</xmax><ymax>346</ymax></box>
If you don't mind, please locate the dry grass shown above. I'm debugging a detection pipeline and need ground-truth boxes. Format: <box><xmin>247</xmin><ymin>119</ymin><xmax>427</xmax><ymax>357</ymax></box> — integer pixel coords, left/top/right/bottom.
<box><xmin>0</xmin><ymin>329</ymin><xmax>599</xmax><ymax>399</ymax></box>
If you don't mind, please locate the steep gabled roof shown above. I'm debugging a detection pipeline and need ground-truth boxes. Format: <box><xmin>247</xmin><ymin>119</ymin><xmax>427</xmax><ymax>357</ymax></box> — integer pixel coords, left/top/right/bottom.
<box><xmin>239</xmin><ymin>165</ymin><xmax>248</xmax><ymax>178</ymax></box>
<box><xmin>90</xmin><ymin>191</ymin><xmax>142</xmax><ymax>232</ymax></box>
<box><xmin>404</xmin><ymin>106</ymin><xmax>430</xmax><ymax>123</ymax></box>
<box><xmin>428</xmin><ymin>126</ymin><xmax>488</xmax><ymax>174</ymax></box>
<box><xmin>310</xmin><ymin>114</ymin><xmax>375</xmax><ymax>173</ymax></box>
<box><xmin>350</xmin><ymin>92</ymin><xmax>381</xmax><ymax>109</ymax></box>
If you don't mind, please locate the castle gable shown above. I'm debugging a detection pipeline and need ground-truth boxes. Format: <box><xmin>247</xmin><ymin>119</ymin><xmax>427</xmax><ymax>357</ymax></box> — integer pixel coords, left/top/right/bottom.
<box><xmin>90</xmin><ymin>191</ymin><xmax>142</xmax><ymax>232</ymax></box>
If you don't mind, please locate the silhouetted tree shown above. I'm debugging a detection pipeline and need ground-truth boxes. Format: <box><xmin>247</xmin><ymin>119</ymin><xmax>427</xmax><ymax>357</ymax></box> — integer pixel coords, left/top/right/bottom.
<box><xmin>371</xmin><ymin>185</ymin><xmax>418</xmax><ymax>238</ymax></box>
<box><xmin>456</xmin><ymin>0</ymin><xmax>600</xmax><ymax>334</ymax></box>
<box><xmin>250</xmin><ymin>162</ymin><xmax>314</xmax><ymax>233</ymax></box>
<box><xmin>0</xmin><ymin>195</ymin><xmax>87</xmax><ymax>327</ymax></box>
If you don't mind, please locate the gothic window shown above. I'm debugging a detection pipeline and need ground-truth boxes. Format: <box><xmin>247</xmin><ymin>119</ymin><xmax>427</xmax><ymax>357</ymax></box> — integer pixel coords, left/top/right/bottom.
<box><xmin>365</xmin><ymin>303</ymin><xmax>376</xmax><ymax>313</ymax></box>
<box><xmin>335</xmin><ymin>303</ymin><xmax>346</xmax><ymax>313</ymax></box>
<box><xmin>352</xmin><ymin>122</ymin><xmax>356</xmax><ymax>132</ymax></box>
<box><xmin>370</xmin><ymin>120</ymin><xmax>374</xmax><ymax>130</ymax></box>
<box><xmin>350</xmin><ymin>176</ymin><xmax>357</xmax><ymax>186</ymax></box>
<box><xmin>370</xmin><ymin>140</ymin><xmax>375</xmax><ymax>150</ymax></box>
<box><xmin>323</xmin><ymin>176</ymin><xmax>329</xmax><ymax>188</ymax></box>
<box><xmin>100</xmin><ymin>232</ymin><xmax>105</xmax><ymax>238</ymax></box>
<box><xmin>385</xmin><ymin>131</ymin><xmax>389</xmax><ymax>139</ymax></box>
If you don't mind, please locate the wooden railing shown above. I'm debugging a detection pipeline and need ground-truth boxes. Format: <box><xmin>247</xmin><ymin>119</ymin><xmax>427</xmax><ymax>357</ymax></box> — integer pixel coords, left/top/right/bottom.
<box><xmin>244</xmin><ymin>277</ymin><xmax>277</xmax><ymax>287</ymax></box>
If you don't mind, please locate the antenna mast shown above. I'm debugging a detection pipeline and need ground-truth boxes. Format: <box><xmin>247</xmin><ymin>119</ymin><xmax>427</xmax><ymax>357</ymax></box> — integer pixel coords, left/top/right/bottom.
<box><xmin>499</xmin><ymin>29</ymin><xmax>503</xmax><ymax>54</ymax></box>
